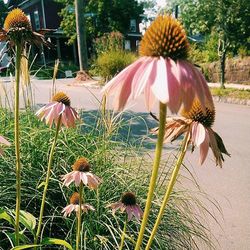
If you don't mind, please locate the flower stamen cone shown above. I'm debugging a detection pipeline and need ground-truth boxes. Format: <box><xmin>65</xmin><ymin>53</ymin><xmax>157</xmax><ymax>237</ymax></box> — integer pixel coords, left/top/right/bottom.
<box><xmin>140</xmin><ymin>15</ymin><xmax>189</xmax><ymax>60</ymax></box>
<box><xmin>4</xmin><ymin>9</ymin><xmax>31</xmax><ymax>32</ymax></box>
<box><xmin>70</xmin><ymin>192</ymin><xmax>82</xmax><ymax>205</ymax></box>
<box><xmin>181</xmin><ymin>99</ymin><xmax>215</xmax><ymax>128</ymax></box>
<box><xmin>52</xmin><ymin>92</ymin><xmax>71</xmax><ymax>106</ymax></box>
<box><xmin>72</xmin><ymin>157</ymin><xmax>90</xmax><ymax>172</ymax></box>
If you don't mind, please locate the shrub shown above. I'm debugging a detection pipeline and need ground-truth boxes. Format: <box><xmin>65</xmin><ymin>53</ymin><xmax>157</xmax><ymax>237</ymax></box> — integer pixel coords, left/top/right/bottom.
<box><xmin>94</xmin><ymin>31</ymin><xmax>124</xmax><ymax>55</ymax></box>
<box><xmin>94</xmin><ymin>50</ymin><xmax>137</xmax><ymax>82</ymax></box>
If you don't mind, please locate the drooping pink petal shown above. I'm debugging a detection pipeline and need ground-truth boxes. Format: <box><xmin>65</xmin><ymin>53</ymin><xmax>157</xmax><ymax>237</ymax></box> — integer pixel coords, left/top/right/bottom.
<box><xmin>131</xmin><ymin>57</ymin><xmax>156</xmax><ymax>99</ymax></box>
<box><xmin>165</xmin><ymin>58</ymin><xmax>181</xmax><ymax>113</ymax></box>
<box><xmin>72</xmin><ymin>171</ymin><xmax>81</xmax><ymax>186</ymax></box>
<box><xmin>191</xmin><ymin>122</ymin><xmax>206</xmax><ymax>147</ymax></box>
<box><xmin>126</xmin><ymin>206</ymin><xmax>133</xmax><ymax>221</ymax></box>
<box><xmin>199</xmin><ymin>129</ymin><xmax>210</xmax><ymax>165</ymax></box>
<box><xmin>80</xmin><ymin>172</ymin><xmax>88</xmax><ymax>186</ymax></box>
<box><xmin>102</xmin><ymin>57</ymin><xmax>146</xmax><ymax>95</ymax></box>
<box><xmin>144</xmin><ymin>61</ymin><xmax>158</xmax><ymax>110</ymax></box>
<box><xmin>176</xmin><ymin>60</ymin><xmax>196</xmax><ymax>111</ymax></box>
<box><xmin>0</xmin><ymin>136</ymin><xmax>11</xmax><ymax>146</ymax></box>
<box><xmin>114</xmin><ymin>59</ymin><xmax>146</xmax><ymax>110</ymax></box>
<box><xmin>151</xmin><ymin>56</ymin><xmax>169</xmax><ymax>104</ymax></box>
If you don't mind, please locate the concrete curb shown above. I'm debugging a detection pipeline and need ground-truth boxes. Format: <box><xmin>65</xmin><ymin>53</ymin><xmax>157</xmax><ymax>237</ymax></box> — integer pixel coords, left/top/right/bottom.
<box><xmin>213</xmin><ymin>96</ymin><xmax>250</xmax><ymax>106</ymax></box>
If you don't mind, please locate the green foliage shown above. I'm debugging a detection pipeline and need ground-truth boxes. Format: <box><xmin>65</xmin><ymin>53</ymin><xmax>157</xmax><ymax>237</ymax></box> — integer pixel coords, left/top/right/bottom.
<box><xmin>56</xmin><ymin>0</ymin><xmax>144</xmax><ymax>44</ymax></box>
<box><xmin>210</xmin><ymin>87</ymin><xmax>250</xmax><ymax>99</ymax></box>
<box><xmin>94</xmin><ymin>50</ymin><xmax>137</xmax><ymax>82</ymax></box>
<box><xmin>94</xmin><ymin>31</ymin><xmax>124</xmax><ymax>56</ymax></box>
<box><xmin>188</xmin><ymin>31</ymin><xmax>219</xmax><ymax>64</ymax></box>
<box><xmin>0</xmin><ymin>108</ymin><xmax>218</xmax><ymax>249</ymax></box>
<box><xmin>176</xmin><ymin>0</ymin><xmax>250</xmax><ymax>53</ymax></box>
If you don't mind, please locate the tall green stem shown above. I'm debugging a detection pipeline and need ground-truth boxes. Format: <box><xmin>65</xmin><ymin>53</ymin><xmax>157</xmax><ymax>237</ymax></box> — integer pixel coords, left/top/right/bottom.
<box><xmin>76</xmin><ymin>183</ymin><xmax>83</xmax><ymax>250</ymax></box>
<box><xmin>14</xmin><ymin>43</ymin><xmax>22</xmax><ymax>246</ymax></box>
<box><xmin>34</xmin><ymin>116</ymin><xmax>61</xmax><ymax>247</ymax></box>
<box><xmin>135</xmin><ymin>102</ymin><xmax>167</xmax><ymax>250</ymax></box>
<box><xmin>145</xmin><ymin>132</ymin><xmax>189</xmax><ymax>250</ymax></box>
<box><xmin>119</xmin><ymin>216</ymin><xmax>127</xmax><ymax>250</ymax></box>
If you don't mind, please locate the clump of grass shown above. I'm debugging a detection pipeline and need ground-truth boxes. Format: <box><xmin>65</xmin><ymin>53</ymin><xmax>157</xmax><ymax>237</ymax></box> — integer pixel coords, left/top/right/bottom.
<box><xmin>210</xmin><ymin>87</ymin><xmax>250</xmax><ymax>99</ymax></box>
<box><xmin>0</xmin><ymin>108</ymin><xmax>219</xmax><ymax>249</ymax></box>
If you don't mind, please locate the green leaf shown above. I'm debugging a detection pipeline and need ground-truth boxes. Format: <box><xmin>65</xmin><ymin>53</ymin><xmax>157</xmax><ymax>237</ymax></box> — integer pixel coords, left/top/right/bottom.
<box><xmin>11</xmin><ymin>244</ymin><xmax>41</xmax><ymax>250</ymax></box>
<box><xmin>41</xmin><ymin>238</ymin><xmax>73</xmax><ymax>250</ymax></box>
<box><xmin>0</xmin><ymin>207</ymin><xmax>14</xmax><ymax>225</ymax></box>
<box><xmin>19</xmin><ymin>210</ymin><xmax>37</xmax><ymax>234</ymax></box>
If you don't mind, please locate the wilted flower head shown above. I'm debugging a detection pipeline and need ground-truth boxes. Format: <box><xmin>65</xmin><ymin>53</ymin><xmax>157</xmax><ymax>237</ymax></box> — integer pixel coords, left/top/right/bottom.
<box><xmin>36</xmin><ymin>92</ymin><xmax>79</xmax><ymax>128</ymax></box>
<box><xmin>62</xmin><ymin>192</ymin><xmax>95</xmax><ymax>217</ymax></box>
<box><xmin>62</xmin><ymin>157</ymin><xmax>101</xmax><ymax>189</ymax></box>
<box><xmin>151</xmin><ymin>100</ymin><xmax>230</xmax><ymax>167</ymax></box>
<box><xmin>102</xmin><ymin>15</ymin><xmax>213</xmax><ymax>113</ymax></box>
<box><xmin>0</xmin><ymin>8</ymin><xmax>53</xmax><ymax>47</ymax></box>
<box><xmin>108</xmin><ymin>192</ymin><xmax>143</xmax><ymax>221</ymax></box>
<box><xmin>0</xmin><ymin>135</ymin><xmax>11</xmax><ymax>156</ymax></box>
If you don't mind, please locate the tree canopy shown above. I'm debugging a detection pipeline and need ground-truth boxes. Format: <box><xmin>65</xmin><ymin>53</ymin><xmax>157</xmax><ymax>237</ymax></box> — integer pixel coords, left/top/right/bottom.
<box><xmin>56</xmin><ymin>0</ymin><xmax>144</xmax><ymax>44</ymax></box>
<box><xmin>173</xmin><ymin>0</ymin><xmax>250</xmax><ymax>51</ymax></box>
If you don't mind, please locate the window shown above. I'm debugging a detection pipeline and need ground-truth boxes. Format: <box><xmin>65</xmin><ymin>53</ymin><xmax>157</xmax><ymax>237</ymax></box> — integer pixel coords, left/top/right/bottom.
<box><xmin>130</xmin><ymin>19</ymin><xmax>136</xmax><ymax>32</ymax></box>
<box><xmin>34</xmin><ymin>10</ymin><xmax>40</xmax><ymax>30</ymax></box>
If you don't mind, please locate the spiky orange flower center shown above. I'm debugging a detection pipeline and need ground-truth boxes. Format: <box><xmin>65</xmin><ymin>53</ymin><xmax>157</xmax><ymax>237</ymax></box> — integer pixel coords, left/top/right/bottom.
<box><xmin>182</xmin><ymin>100</ymin><xmax>215</xmax><ymax>128</ymax></box>
<box><xmin>4</xmin><ymin>8</ymin><xmax>31</xmax><ymax>32</ymax></box>
<box><xmin>139</xmin><ymin>15</ymin><xmax>189</xmax><ymax>60</ymax></box>
<box><xmin>121</xmin><ymin>192</ymin><xmax>137</xmax><ymax>206</ymax></box>
<box><xmin>70</xmin><ymin>192</ymin><xmax>82</xmax><ymax>205</ymax></box>
<box><xmin>52</xmin><ymin>92</ymin><xmax>71</xmax><ymax>106</ymax></box>
<box><xmin>72</xmin><ymin>157</ymin><xmax>90</xmax><ymax>172</ymax></box>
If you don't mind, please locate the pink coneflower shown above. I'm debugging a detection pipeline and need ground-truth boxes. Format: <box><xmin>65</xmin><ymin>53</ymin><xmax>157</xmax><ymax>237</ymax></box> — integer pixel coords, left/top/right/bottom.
<box><xmin>62</xmin><ymin>192</ymin><xmax>95</xmax><ymax>217</ymax></box>
<box><xmin>62</xmin><ymin>157</ymin><xmax>101</xmax><ymax>189</ymax></box>
<box><xmin>152</xmin><ymin>100</ymin><xmax>230</xmax><ymax>167</ymax></box>
<box><xmin>36</xmin><ymin>92</ymin><xmax>79</xmax><ymax>128</ymax></box>
<box><xmin>0</xmin><ymin>8</ymin><xmax>53</xmax><ymax>47</ymax></box>
<box><xmin>108</xmin><ymin>192</ymin><xmax>143</xmax><ymax>221</ymax></box>
<box><xmin>102</xmin><ymin>15</ymin><xmax>213</xmax><ymax>113</ymax></box>
<box><xmin>0</xmin><ymin>135</ymin><xmax>10</xmax><ymax>156</ymax></box>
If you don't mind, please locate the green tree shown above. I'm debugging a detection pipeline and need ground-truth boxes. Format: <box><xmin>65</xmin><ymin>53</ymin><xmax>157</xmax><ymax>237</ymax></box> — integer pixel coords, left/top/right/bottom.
<box><xmin>56</xmin><ymin>0</ymin><xmax>144</xmax><ymax>44</ymax></box>
<box><xmin>173</xmin><ymin>0</ymin><xmax>250</xmax><ymax>88</ymax></box>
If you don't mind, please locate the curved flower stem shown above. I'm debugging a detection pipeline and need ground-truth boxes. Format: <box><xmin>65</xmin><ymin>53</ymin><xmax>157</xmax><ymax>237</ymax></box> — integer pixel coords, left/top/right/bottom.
<box><xmin>135</xmin><ymin>102</ymin><xmax>167</xmax><ymax>250</ymax></box>
<box><xmin>76</xmin><ymin>182</ymin><xmax>83</xmax><ymax>250</ymax></box>
<box><xmin>145</xmin><ymin>131</ymin><xmax>189</xmax><ymax>250</ymax></box>
<box><xmin>14</xmin><ymin>43</ymin><xmax>22</xmax><ymax>246</ymax></box>
<box><xmin>119</xmin><ymin>216</ymin><xmax>128</xmax><ymax>250</ymax></box>
<box><xmin>34</xmin><ymin>116</ymin><xmax>62</xmax><ymax>248</ymax></box>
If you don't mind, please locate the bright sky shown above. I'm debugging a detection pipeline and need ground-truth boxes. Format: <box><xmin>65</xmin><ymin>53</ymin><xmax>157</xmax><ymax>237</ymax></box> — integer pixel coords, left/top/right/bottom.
<box><xmin>156</xmin><ymin>0</ymin><xmax>166</xmax><ymax>7</ymax></box>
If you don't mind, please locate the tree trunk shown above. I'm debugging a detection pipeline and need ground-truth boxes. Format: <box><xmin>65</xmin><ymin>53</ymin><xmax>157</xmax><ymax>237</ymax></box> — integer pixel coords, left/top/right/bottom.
<box><xmin>219</xmin><ymin>49</ymin><xmax>226</xmax><ymax>89</ymax></box>
<box><xmin>75</xmin><ymin>0</ymin><xmax>88</xmax><ymax>70</ymax></box>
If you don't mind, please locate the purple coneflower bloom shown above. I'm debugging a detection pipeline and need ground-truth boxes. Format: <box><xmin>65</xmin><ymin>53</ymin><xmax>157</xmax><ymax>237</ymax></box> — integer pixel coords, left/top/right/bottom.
<box><xmin>0</xmin><ymin>135</ymin><xmax>10</xmax><ymax>156</ymax></box>
<box><xmin>108</xmin><ymin>192</ymin><xmax>143</xmax><ymax>221</ymax></box>
<box><xmin>0</xmin><ymin>8</ymin><xmax>53</xmax><ymax>47</ymax></box>
<box><xmin>102</xmin><ymin>15</ymin><xmax>213</xmax><ymax>113</ymax></box>
<box><xmin>62</xmin><ymin>157</ymin><xmax>101</xmax><ymax>189</ymax></box>
<box><xmin>152</xmin><ymin>100</ymin><xmax>230</xmax><ymax>167</ymax></box>
<box><xmin>36</xmin><ymin>92</ymin><xmax>79</xmax><ymax>128</ymax></box>
<box><xmin>62</xmin><ymin>192</ymin><xmax>95</xmax><ymax>217</ymax></box>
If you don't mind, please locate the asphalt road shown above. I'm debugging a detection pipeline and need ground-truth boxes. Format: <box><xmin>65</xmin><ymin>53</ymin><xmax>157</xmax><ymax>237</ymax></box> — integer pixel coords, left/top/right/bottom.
<box><xmin>1</xmin><ymin>78</ymin><xmax>250</xmax><ymax>249</ymax></box>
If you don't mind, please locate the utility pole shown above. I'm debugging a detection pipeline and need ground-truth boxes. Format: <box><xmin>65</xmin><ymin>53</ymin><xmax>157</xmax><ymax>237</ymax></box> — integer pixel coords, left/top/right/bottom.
<box><xmin>75</xmin><ymin>0</ymin><xmax>88</xmax><ymax>70</ymax></box>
